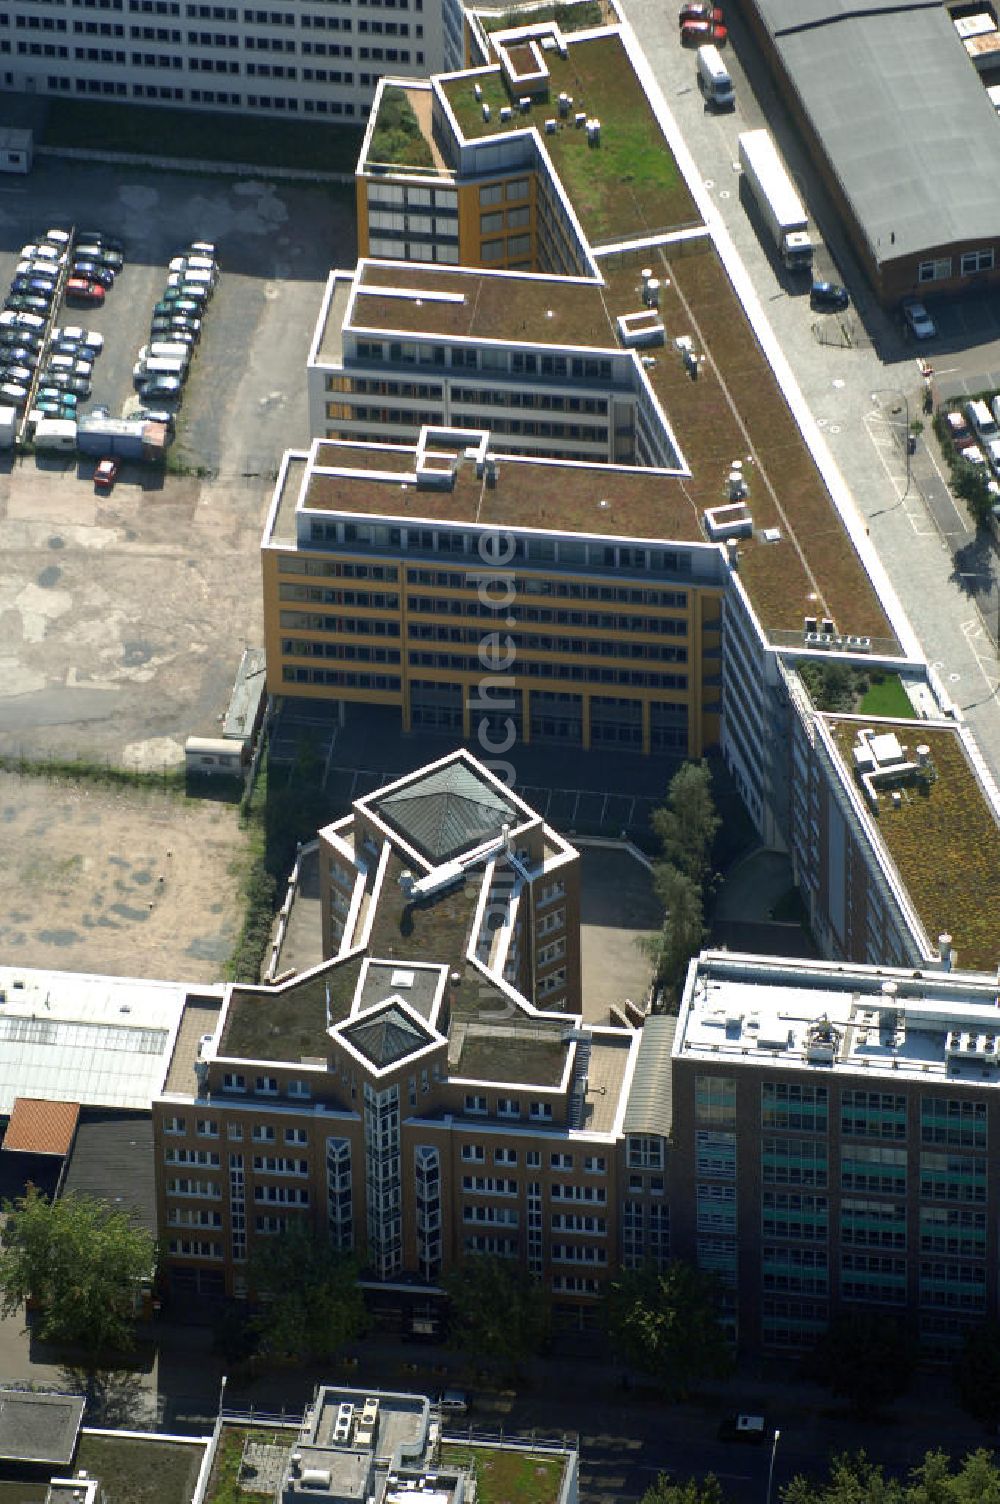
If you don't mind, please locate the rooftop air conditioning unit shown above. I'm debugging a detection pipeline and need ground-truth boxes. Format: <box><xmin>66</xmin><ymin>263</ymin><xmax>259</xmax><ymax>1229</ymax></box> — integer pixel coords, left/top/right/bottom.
<box><xmin>804</xmin><ymin>631</ymin><xmax>824</xmax><ymax>647</ymax></box>
<box><xmin>500</xmin><ymin>106</ymin><xmax>512</xmax><ymax>121</ymax></box>
<box><xmin>545</xmin><ymin>118</ymin><xmax>556</xmax><ymax>133</ymax></box>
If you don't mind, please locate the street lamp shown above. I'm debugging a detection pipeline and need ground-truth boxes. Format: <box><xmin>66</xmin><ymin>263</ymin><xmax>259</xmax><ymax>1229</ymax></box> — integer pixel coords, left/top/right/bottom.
<box><xmin>219</xmin><ymin>1373</ymin><xmax>228</xmax><ymax>1416</ymax></box>
<box><xmin>870</xmin><ymin>388</ymin><xmax>912</xmax><ymax>500</ymax></box>
<box><xmin>766</xmin><ymin>1428</ymin><xmax>782</xmax><ymax>1504</ymax></box>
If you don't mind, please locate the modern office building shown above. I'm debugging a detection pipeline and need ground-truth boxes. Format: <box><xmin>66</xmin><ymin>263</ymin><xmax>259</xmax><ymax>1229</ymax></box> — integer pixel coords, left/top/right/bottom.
<box><xmin>0</xmin><ymin>0</ymin><xmax>444</xmax><ymax>122</ymax></box>
<box><xmin>153</xmin><ymin>750</ymin><xmax>675</xmax><ymax>1323</ymax></box>
<box><xmin>672</xmin><ymin>949</ymin><xmax>1000</xmax><ymax>1352</ymax></box>
<box><xmin>286</xmin><ymin>6</ymin><xmax>934</xmax><ymax>847</ymax></box>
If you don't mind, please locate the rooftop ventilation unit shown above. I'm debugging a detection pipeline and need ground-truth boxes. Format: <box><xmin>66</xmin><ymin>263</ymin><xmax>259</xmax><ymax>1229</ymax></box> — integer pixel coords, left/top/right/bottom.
<box><xmin>558</xmin><ymin>92</ymin><xmax>571</xmax><ymax>116</ymax></box>
<box><xmin>804</xmin><ymin>615</ymin><xmax>818</xmax><ymax>634</ymax></box>
<box><xmin>482</xmin><ymin>103</ymin><xmax>491</xmax><ymax>122</ymax></box>
<box><xmin>500</xmin><ymin>106</ymin><xmax>513</xmax><ymax>121</ymax></box>
<box><xmin>575</xmin><ymin>111</ymin><xmax>587</xmax><ymax>127</ymax></box>
<box><xmin>545</xmin><ymin>117</ymin><xmax>556</xmax><ymax>133</ymax></box>
<box><xmin>520</xmin><ymin>96</ymin><xmax>531</xmax><ymax>112</ymax></box>
<box><xmin>587</xmin><ymin>118</ymin><xmax>601</xmax><ymax>145</ymax></box>
<box><xmin>474</xmin><ymin>83</ymin><xmax>482</xmax><ymax>100</ymax></box>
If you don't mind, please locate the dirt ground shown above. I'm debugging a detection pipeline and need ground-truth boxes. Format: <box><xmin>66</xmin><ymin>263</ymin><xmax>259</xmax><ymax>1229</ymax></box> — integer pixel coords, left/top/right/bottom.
<box><xmin>0</xmin><ymin>770</ymin><xmax>248</xmax><ymax>982</ymax></box>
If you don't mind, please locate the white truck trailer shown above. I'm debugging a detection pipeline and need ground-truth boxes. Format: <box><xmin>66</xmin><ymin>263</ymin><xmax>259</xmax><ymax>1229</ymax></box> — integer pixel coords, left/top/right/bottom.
<box><xmin>737</xmin><ymin>129</ymin><xmax>813</xmax><ymax>272</ymax></box>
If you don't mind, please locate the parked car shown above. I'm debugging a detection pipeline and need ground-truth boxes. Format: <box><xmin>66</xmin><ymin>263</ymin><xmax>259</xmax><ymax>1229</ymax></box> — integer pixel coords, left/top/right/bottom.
<box><xmin>160</xmin><ymin>297</ymin><xmax>202</xmax><ymax>318</ymax></box>
<box><xmin>37</xmin><ymin>387</ymin><xmax>78</xmax><ymax>408</ymax></box>
<box><xmin>20</xmin><ymin>243</ymin><xmax>60</xmax><ymax>262</ymax></box>
<box><xmin>140</xmin><ymin>376</ymin><xmax>183</xmax><ymax>401</ymax></box>
<box><xmin>902</xmin><ymin>297</ymin><xmax>936</xmax><ymax>340</ymax></box>
<box><xmin>151</xmin><ymin>322</ymin><xmax>198</xmax><ymax>346</ymax></box>
<box><xmin>188</xmin><ymin>240</ymin><xmax>217</xmax><ymax>257</ymax></box>
<box><xmin>94</xmin><ymin>457</ymin><xmax>119</xmax><ymax>491</ymax></box>
<box><xmin>679</xmin><ymin>2</ymin><xmax>723</xmax><ymax>22</ymax></box>
<box><xmin>72</xmin><ymin>262</ymin><xmax>115</xmax><ymax>288</ymax></box>
<box><xmin>0</xmin><ymin>364</ymin><xmax>34</xmax><ymax>387</ymax></box>
<box><xmin>47</xmin><ymin>354</ymin><xmax>93</xmax><ymax>378</ymax></box>
<box><xmin>76</xmin><ymin>231</ymin><xmax>124</xmax><ymax>253</ymax></box>
<box><xmin>11</xmin><ymin>277</ymin><xmax>56</xmax><ymax>298</ymax></box>
<box><xmin>43</xmin><ymin>372</ymin><xmax>91</xmax><ymax>397</ymax></box>
<box><xmin>810</xmin><ymin>280</ymin><xmax>849</xmax><ymax>312</ymax></box>
<box><xmin>65</xmin><ymin>279</ymin><xmax>105</xmax><ymax>305</ymax></box>
<box><xmin>0</xmin><ymin>381</ymin><xmax>29</xmax><ymax>406</ymax></box>
<box><xmin>35</xmin><ymin>397</ymin><xmax>76</xmax><ymax>417</ymax></box>
<box><xmin>43</xmin><ymin>228</ymin><xmax>73</xmax><ymax>248</ymax></box>
<box><xmin>0</xmin><ymin>347</ymin><xmax>38</xmax><ymax>369</ymax></box>
<box><xmin>137</xmin><ymin>406</ymin><xmax>176</xmax><ymax>428</ymax></box>
<box><xmin>681</xmin><ymin>17</ymin><xmax>727</xmax><ymax>43</ymax></box>
<box><xmin>54</xmin><ymin>326</ymin><xmax>104</xmax><ymax>354</ymax></box>
<box><xmin>16</xmin><ymin>260</ymin><xmax>61</xmax><ymax>280</ymax></box>
<box><xmin>75</xmin><ymin>244</ymin><xmax>124</xmax><ymax>271</ymax></box>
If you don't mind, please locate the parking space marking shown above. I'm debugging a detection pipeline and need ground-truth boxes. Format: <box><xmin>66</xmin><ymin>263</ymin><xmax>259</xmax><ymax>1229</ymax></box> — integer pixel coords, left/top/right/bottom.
<box><xmin>960</xmin><ymin>618</ymin><xmax>1000</xmax><ymax>705</ymax></box>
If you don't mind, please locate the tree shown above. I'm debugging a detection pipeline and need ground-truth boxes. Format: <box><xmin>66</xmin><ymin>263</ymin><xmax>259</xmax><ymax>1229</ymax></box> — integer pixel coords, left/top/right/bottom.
<box><xmin>954</xmin><ymin>1321</ymin><xmax>1000</xmax><ymax>1430</ymax></box>
<box><xmin>250</xmin><ymin>1223</ymin><xmax>365</xmax><ymax>1363</ymax></box>
<box><xmin>652</xmin><ymin>761</ymin><xmax>720</xmax><ymax>890</ymax></box>
<box><xmin>781</xmin><ymin>1447</ymin><xmax>1000</xmax><ymax>1504</ymax></box>
<box><xmin>604</xmin><ymin>1261</ymin><xmax>732</xmax><ymax>1401</ymax></box>
<box><xmin>641</xmin><ymin>864</ymin><xmax>705</xmax><ymax>1007</ymax></box>
<box><xmin>802</xmin><ymin>1312</ymin><xmax>916</xmax><ymax>1418</ymax></box>
<box><xmin>0</xmin><ymin>1187</ymin><xmax>155</xmax><ymax>1357</ymax></box>
<box><xmin>953</xmin><ymin>459</ymin><xmax>995</xmax><ymax>530</ymax></box>
<box><xmin>445</xmin><ymin>1255</ymin><xmax>550</xmax><ymax>1368</ymax></box>
<box><xmin>641</xmin><ymin>1476</ymin><xmax>725</xmax><ymax>1504</ymax></box>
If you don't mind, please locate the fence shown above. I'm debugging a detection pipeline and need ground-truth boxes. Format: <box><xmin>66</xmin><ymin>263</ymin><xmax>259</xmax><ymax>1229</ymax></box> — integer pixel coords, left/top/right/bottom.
<box><xmin>35</xmin><ymin>144</ymin><xmax>354</xmax><ymax>184</ymax></box>
<box><xmin>264</xmin><ymin>837</ymin><xmax>319</xmax><ymax>981</ymax></box>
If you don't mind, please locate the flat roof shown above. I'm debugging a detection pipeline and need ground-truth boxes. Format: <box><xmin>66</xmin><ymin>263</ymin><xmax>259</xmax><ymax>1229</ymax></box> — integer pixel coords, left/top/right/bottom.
<box><xmin>305</xmin><ymin>243</ymin><xmax>898</xmax><ymax>644</ymax></box>
<box><xmin>826</xmin><ymin>717</ymin><xmax>1000</xmax><ymax>972</ymax></box>
<box><xmin>0</xmin><ymin>1392</ymin><xmax>84</xmax><ymax>1466</ymax></box>
<box><xmin>752</xmin><ymin>0</ymin><xmax>1000</xmax><ymax>265</ymax></box>
<box><xmin>677</xmin><ymin>950</ymin><xmax>1000</xmax><ymax>1084</ymax></box>
<box><xmin>61</xmin><ymin>1110</ymin><xmax>156</xmax><ymax>1235</ymax></box>
<box><xmin>4</xmin><ymin>1098</ymin><xmax>79</xmax><ymax>1158</ymax></box>
<box><xmin>0</xmin><ymin>968</ymin><xmax>188</xmax><ymax>1113</ymax></box>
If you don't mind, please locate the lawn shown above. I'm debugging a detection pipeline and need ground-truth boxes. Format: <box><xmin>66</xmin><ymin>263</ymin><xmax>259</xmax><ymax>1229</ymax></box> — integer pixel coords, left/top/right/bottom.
<box><xmin>441</xmin><ymin>1445</ymin><xmax>566</xmax><ymax>1504</ymax></box>
<box><xmin>41</xmin><ymin>99</ymin><xmax>364</xmax><ymax>173</ymax></box>
<box><xmin>858</xmin><ymin>673</ymin><xmax>916</xmax><ymax>719</ymax></box>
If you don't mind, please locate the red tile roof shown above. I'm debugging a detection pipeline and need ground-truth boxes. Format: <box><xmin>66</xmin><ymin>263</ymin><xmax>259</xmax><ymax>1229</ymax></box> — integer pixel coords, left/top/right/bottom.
<box><xmin>4</xmin><ymin>1098</ymin><xmax>80</xmax><ymax>1158</ymax></box>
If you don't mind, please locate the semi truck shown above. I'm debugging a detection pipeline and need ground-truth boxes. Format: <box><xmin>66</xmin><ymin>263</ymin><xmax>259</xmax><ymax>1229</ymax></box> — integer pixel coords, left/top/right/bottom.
<box><xmin>737</xmin><ymin>129</ymin><xmax>813</xmax><ymax>272</ymax></box>
<box><xmin>77</xmin><ymin>416</ymin><xmax>169</xmax><ymax>462</ymax></box>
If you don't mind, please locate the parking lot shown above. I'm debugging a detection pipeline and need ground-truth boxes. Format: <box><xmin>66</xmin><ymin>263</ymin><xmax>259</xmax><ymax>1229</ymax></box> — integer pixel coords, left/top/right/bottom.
<box><xmin>0</xmin><ymin>156</ymin><xmax>356</xmax><ymax>763</ymax></box>
<box><xmin>0</xmin><ymin>157</ymin><xmax>355</xmax><ymax>472</ymax></box>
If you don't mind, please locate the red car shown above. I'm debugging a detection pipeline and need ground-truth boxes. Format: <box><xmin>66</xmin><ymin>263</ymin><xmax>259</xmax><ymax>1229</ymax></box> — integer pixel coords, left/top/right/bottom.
<box><xmin>681</xmin><ymin>17</ymin><xmax>728</xmax><ymax>44</ymax></box>
<box><xmin>94</xmin><ymin>457</ymin><xmax>119</xmax><ymax>491</ymax></box>
<box><xmin>65</xmin><ymin>277</ymin><xmax>105</xmax><ymax>306</ymax></box>
<box><xmin>679</xmin><ymin>2</ymin><xmax>723</xmax><ymax>23</ymax></box>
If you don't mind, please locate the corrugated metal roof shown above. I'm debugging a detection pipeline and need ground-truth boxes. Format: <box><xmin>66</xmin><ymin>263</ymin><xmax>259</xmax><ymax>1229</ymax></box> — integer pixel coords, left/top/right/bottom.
<box><xmin>753</xmin><ymin>0</ymin><xmax>1000</xmax><ymax>265</ymax></box>
<box><xmin>623</xmin><ymin>1015</ymin><xmax>677</xmax><ymax>1139</ymax></box>
<box><xmin>3</xmin><ymin>1097</ymin><xmax>79</xmax><ymax>1157</ymax></box>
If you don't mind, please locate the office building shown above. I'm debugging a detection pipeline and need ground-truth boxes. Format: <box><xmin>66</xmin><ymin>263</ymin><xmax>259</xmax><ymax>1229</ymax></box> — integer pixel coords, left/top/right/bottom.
<box><xmin>0</xmin><ymin>0</ymin><xmax>444</xmax><ymax>122</ymax></box>
<box><xmin>672</xmin><ymin>950</ymin><xmax>1000</xmax><ymax>1352</ymax></box>
<box><xmin>154</xmin><ymin>751</ymin><xmax>674</xmax><ymax>1322</ymax></box>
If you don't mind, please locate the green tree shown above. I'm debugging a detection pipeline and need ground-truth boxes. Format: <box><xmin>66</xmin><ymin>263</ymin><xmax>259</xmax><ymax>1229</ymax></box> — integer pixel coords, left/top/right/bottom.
<box><xmin>641</xmin><ymin>1476</ymin><xmax>725</xmax><ymax>1504</ymax></box>
<box><xmin>605</xmin><ymin>1261</ymin><xmax>732</xmax><ymax>1401</ymax></box>
<box><xmin>953</xmin><ymin>459</ymin><xmax>994</xmax><ymax>530</ymax></box>
<box><xmin>250</xmin><ymin>1223</ymin><xmax>365</xmax><ymax>1362</ymax></box>
<box><xmin>652</xmin><ymin>760</ymin><xmax>721</xmax><ymax>890</ymax></box>
<box><xmin>0</xmin><ymin>1187</ymin><xmax>155</xmax><ymax>1357</ymax></box>
<box><xmin>445</xmin><ymin>1255</ymin><xmax>550</xmax><ymax>1368</ymax></box>
<box><xmin>954</xmin><ymin>1321</ymin><xmax>1000</xmax><ymax>1430</ymax></box>
<box><xmin>803</xmin><ymin>1312</ymin><xmax>916</xmax><ymax>1418</ymax></box>
<box><xmin>781</xmin><ymin>1447</ymin><xmax>1000</xmax><ymax>1504</ymax></box>
<box><xmin>642</xmin><ymin>863</ymin><xmax>705</xmax><ymax>1007</ymax></box>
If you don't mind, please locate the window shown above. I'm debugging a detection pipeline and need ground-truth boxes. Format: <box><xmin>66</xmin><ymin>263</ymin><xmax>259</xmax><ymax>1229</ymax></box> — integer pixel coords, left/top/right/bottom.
<box><xmin>526</xmin><ymin>1150</ymin><xmax>541</xmax><ymax>1167</ymax></box>
<box><xmin>505</xmin><ymin>178</ymin><xmax>529</xmax><ymax>200</ymax></box>
<box><xmin>695</xmin><ymin>1130</ymin><xmax>736</xmax><ymax>1179</ymax></box>
<box><xmin>288</xmin><ymin>1079</ymin><xmax>312</xmax><ymax>1099</ymax></box>
<box><xmin>841</xmin><ymin>1197</ymin><xmax>906</xmax><ymax>1250</ymax></box>
<box><xmin>628</xmin><ymin>1135</ymin><xmax>664</xmax><ymax>1169</ymax></box>
<box><xmin>840</xmin><ymin>1090</ymin><xmax>906</xmax><ymax>1140</ymax></box>
<box><xmin>284</xmin><ymin>1127</ymin><xmax>308</xmax><ymax>1145</ymax></box>
<box><xmin>465</xmin><ymin>1094</ymin><xmax>487</xmax><ymax>1115</ymax></box>
<box><xmin>920</xmin><ymin>1098</ymin><xmax>987</xmax><ymax>1149</ymax></box>
<box><xmin>252</xmin><ymin>1126</ymin><xmax>275</xmax><ymax>1143</ymax></box>
<box><xmin>584</xmin><ymin>1155</ymin><xmax>606</xmax><ymax>1174</ymax></box>
<box><xmin>762</xmin><ymin>1136</ymin><xmax>827</xmax><ymax>1187</ymax></box>
<box><xmin>196</xmin><ymin>1118</ymin><xmax>218</xmax><ymax>1137</ymax></box>
<box><xmin>961</xmin><ymin>248</ymin><xmax>993</xmax><ymax>276</ymax></box>
<box><xmin>163</xmin><ymin>1115</ymin><xmax>186</xmax><ymax>1135</ymax></box>
<box><xmin>461</xmin><ymin>1144</ymin><xmax>485</xmax><ymax>1162</ymax></box>
<box><xmin>530</xmin><ymin>1101</ymin><xmax>553</xmax><ymax>1121</ymax></box>
<box><xmin>695</xmin><ymin>1075</ymin><xmax>736</xmax><ymax>1128</ymax></box>
<box><xmin>918</xmin><ymin>257</ymin><xmax>952</xmax><ymax>283</ymax></box>
<box><xmin>227</xmin><ymin>1123</ymin><xmax>243</xmax><ymax>1141</ymax></box>
<box><xmin>550</xmin><ymin>1152</ymin><xmax>573</xmax><ymax>1170</ymax></box>
<box><xmin>480</xmin><ymin>211</ymin><xmax>503</xmax><ymax>234</ymax></box>
<box><xmin>479</xmin><ymin>183</ymin><xmax>502</xmax><ymax>206</ymax></box>
<box><xmin>497</xmin><ymin>1097</ymin><xmax>520</xmax><ymax>1118</ymax></box>
<box><xmin>255</xmin><ymin>1075</ymin><xmax>278</xmax><ymax>1095</ymax></box>
<box><xmin>920</xmin><ymin>1152</ymin><xmax>987</xmax><ymax>1203</ymax></box>
<box><xmin>761</xmin><ymin>1082</ymin><xmax>828</xmax><ymax>1132</ymax></box>
<box><xmin>840</xmin><ymin>1144</ymin><xmax>907</xmax><ymax>1195</ymax></box>
<box><xmin>495</xmin><ymin>1147</ymin><xmax>517</xmax><ymax>1166</ymax></box>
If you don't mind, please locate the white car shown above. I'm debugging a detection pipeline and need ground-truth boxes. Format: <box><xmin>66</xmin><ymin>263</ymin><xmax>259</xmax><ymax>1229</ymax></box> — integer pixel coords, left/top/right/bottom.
<box><xmin>47</xmin><ymin>353</ymin><xmax>93</xmax><ymax>378</ymax></box>
<box><xmin>54</xmin><ymin>326</ymin><xmax>104</xmax><ymax>353</ymax></box>
<box><xmin>902</xmin><ymin>298</ymin><xmax>936</xmax><ymax>340</ymax></box>
<box><xmin>20</xmin><ymin>242</ymin><xmax>61</xmax><ymax>262</ymax></box>
<box><xmin>44</xmin><ymin>229</ymin><xmax>72</xmax><ymax>247</ymax></box>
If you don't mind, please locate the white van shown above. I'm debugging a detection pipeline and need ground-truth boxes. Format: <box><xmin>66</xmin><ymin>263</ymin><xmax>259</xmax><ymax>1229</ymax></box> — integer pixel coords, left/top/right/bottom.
<box><xmin>697</xmin><ymin>44</ymin><xmax>735</xmax><ymax>109</ymax></box>
<box><xmin>139</xmin><ymin>342</ymin><xmax>191</xmax><ymax>365</ymax></box>
<box><xmin>34</xmin><ymin>417</ymin><xmax>78</xmax><ymax>454</ymax></box>
<box><xmin>966</xmin><ymin>398</ymin><xmax>998</xmax><ymax>442</ymax></box>
<box><xmin>134</xmin><ymin>356</ymin><xmax>187</xmax><ymax>385</ymax></box>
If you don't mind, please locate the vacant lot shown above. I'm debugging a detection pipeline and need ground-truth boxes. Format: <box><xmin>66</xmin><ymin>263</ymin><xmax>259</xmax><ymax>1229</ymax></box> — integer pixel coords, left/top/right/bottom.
<box><xmin>0</xmin><ymin>770</ymin><xmax>247</xmax><ymax>979</ymax></box>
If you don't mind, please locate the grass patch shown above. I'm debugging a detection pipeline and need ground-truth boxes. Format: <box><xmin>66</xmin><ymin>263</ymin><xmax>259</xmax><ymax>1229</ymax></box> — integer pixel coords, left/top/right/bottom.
<box><xmin>441</xmin><ymin>1445</ymin><xmax>565</xmax><ymax>1504</ymax></box>
<box><xmin>368</xmin><ymin>86</ymin><xmax>434</xmax><ymax>169</ymax></box>
<box><xmin>481</xmin><ymin>0</ymin><xmax>604</xmax><ymax>31</ymax></box>
<box><xmin>74</xmin><ymin>1434</ymin><xmax>206</xmax><ymax>1504</ymax></box>
<box><xmin>204</xmin><ymin>1427</ymin><xmax>289</xmax><ymax>1504</ymax></box>
<box><xmin>858</xmin><ymin>673</ymin><xmax>916</xmax><ymax>720</ymax></box>
<box><xmin>0</xmin><ymin>752</ymin><xmax>187</xmax><ymax>793</ymax></box>
<box><xmin>227</xmin><ymin>740</ymin><xmax>338</xmax><ymax>984</ymax></box>
<box><xmin>41</xmin><ymin>98</ymin><xmax>364</xmax><ymax>174</ymax></box>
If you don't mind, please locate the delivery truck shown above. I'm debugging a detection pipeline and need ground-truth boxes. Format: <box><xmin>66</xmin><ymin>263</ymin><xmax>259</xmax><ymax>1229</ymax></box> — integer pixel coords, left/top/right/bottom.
<box><xmin>737</xmin><ymin>129</ymin><xmax>814</xmax><ymax>272</ymax></box>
